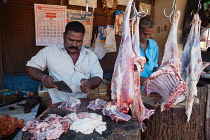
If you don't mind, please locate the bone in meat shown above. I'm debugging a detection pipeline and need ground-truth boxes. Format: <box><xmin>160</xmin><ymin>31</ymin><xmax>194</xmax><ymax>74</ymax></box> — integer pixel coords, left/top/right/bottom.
<box><xmin>87</xmin><ymin>98</ymin><xmax>108</xmax><ymax>111</ymax></box>
<box><xmin>102</xmin><ymin>101</ymin><xmax>131</xmax><ymax>123</ymax></box>
<box><xmin>58</xmin><ymin>96</ymin><xmax>81</xmax><ymax>112</ymax></box>
<box><xmin>181</xmin><ymin>13</ymin><xmax>202</xmax><ymax>122</ymax></box>
<box><xmin>144</xmin><ymin>11</ymin><xmax>187</xmax><ymax>111</ymax></box>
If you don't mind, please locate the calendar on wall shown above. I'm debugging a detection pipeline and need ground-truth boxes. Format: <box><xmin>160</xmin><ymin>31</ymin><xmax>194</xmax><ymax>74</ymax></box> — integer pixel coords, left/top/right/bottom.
<box><xmin>34</xmin><ymin>4</ymin><xmax>66</xmax><ymax>46</ymax></box>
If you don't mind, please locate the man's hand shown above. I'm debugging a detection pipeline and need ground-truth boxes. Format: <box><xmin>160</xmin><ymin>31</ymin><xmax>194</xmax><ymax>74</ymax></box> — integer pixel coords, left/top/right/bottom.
<box><xmin>42</xmin><ymin>76</ymin><xmax>57</xmax><ymax>89</ymax></box>
<box><xmin>80</xmin><ymin>79</ymin><xmax>91</xmax><ymax>93</ymax></box>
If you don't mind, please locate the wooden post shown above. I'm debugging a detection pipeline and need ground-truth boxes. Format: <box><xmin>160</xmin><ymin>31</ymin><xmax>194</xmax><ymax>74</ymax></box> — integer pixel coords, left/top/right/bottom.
<box><xmin>206</xmin><ymin>84</ymin><xmax>210</xmax><ymax>140</ymax></box>
<box><xmin>141</xmin><ymin>86</ymin><xmax>208</xmax><ymax>140</ymax></box>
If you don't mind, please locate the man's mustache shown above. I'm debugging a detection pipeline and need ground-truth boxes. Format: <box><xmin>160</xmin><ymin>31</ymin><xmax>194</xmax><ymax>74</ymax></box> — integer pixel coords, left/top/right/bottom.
<box><xmin>67</xmin><ymin>46</ymin><xmax>79</xmax><ymax>50</ymax></box>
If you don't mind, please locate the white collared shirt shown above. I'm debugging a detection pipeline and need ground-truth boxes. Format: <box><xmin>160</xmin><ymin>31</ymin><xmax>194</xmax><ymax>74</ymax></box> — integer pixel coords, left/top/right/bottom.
<box><xmin>26</xmin><ymin>44</ymin><xmax>103</xmax><ymax>103</ymax></box>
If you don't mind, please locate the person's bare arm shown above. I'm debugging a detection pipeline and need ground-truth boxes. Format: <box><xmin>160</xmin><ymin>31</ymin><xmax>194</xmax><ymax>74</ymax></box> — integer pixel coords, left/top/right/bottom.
<box><xmin>26</xmin><ymin>66</ymin><xmax>56</xmax><ymax>88</ymax></box>
<box><xmin>80</xmin><ymin>77</ymin><xmax>103</xmax><ymax>93</ymax></box>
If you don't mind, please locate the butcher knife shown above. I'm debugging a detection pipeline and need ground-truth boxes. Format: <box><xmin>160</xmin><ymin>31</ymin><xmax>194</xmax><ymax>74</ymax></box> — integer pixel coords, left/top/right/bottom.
<box><xmin>52</xmin><ymin>81</ymin><xmax>73</xmax><ymax>93</ymax></box>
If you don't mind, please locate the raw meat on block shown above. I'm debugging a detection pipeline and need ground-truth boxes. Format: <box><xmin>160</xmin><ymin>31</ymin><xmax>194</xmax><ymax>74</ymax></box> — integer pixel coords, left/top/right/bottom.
<box><xmin>102</xmin><ymin>101</ymin><xmax>131</xmax><ymax>123</ymax></box>
<box><xmin>58</xmin><ymin>96</ymin><xmax>81</xmax><ymax>112</ymax></box>
<box><xmin>87</xmin><ymin>98</ymin><xmax>108</xmax><ymax>111</ymax></box>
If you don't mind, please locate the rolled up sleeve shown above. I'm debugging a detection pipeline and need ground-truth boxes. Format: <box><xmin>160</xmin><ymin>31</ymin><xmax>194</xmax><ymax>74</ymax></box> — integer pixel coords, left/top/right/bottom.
<box><xmin>26</xmin><ymin>47</ymin><xmax>47</xmax><ymax>71</ymax></box>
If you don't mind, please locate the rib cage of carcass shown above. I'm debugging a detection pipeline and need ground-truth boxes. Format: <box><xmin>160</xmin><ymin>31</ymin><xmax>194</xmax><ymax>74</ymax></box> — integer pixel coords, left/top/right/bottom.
<box><xmin>144</xmin><ymin>11</ymin><xmax>187</xmax><ymax>112</ymax></box>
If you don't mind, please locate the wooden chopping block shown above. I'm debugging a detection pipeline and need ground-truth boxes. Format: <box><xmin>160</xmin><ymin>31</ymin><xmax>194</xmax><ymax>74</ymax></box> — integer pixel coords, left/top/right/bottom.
<box><xmin>206</xmin><ymin>84</ymin><xmax>210</xmax><ymax>140</ymax></box>
<box><xmin>141</xmin><ymin>86</ymin><xmax>207</xmax><ymax>140</ymax></box>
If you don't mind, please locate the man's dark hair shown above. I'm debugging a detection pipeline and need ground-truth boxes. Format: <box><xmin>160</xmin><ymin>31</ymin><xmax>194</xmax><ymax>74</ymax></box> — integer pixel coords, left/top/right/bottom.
<box><xmin>65</xmin><ymin>21</ymin><xmax>85</xmax><ymax>35</ymax></box>
<box><xmin>139</xmin><ymin>17</ymin><xmax>155</xmax><ymax>29</ymax></box>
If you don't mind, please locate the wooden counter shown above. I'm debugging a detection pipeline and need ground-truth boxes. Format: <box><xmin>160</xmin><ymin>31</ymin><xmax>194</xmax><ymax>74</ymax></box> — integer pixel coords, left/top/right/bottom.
<box><xmin>22</xmin><ymin>99</ymin><xmax>141</xmax><ymax>140</ymax></box>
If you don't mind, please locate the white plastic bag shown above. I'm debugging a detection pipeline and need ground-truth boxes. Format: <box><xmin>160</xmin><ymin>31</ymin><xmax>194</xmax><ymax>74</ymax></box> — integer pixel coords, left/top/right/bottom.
<box><xmin>104</xmin><ymin>25</ymin><xmax>116</xmax><ymax>52</ymax></box>
<box><xmin>92</xmin><ymin>33</ymin><xmax>107</xmax><ymax>60</ymax></box>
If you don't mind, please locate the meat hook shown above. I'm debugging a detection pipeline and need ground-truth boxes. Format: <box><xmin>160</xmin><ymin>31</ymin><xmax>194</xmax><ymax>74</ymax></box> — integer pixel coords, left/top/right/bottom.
<box><xmin>163</xmin><ymin>0</ymin><xmax>176</xmax><ymax>24</ymax></box>
<box><xmin>190</xmin><ymin>0</ymin><xmax>202</xmax><ymax>17</ymax></box>
<box><xmin>197</xmin><ymin>0</ymin><xmax>202</xmax><ymax>13</ymax></box>
<box><xmin>129</xmin><ymin>2</ymin><xmax>137</xmax><ymax>20</ymax></box>
<box><xmin>130</xmin><ymin>2</ymin><xmax>148</xmax><ymax>20</ymax></box>
<box><xmin>80</xmin><ymin>0</ymin><xmax>95</xmax><ymax>18</ymax></box>
<box><xmin>138</xmin><ymin>4</ymin><xmax>148</xmax><ymax>18</ymax></box>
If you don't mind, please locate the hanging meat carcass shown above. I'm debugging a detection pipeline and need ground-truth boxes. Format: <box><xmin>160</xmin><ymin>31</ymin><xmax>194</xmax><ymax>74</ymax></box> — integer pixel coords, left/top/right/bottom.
<box><xmin>103</xmin><ymin>0</ymin><xmax>135</xmax><ymax>122</ymax></box>
<box><xmin>103</xmin><ymin>0</ymin><xmax>154</xmax><ymax>129</ymax></box>
<box><xmin>131</xmin><ymin>15</ymin><xmax>155</xmax><ymax>131</ymax></box>
<box><xmin>110</xmin><ymin>0</ymin><xmax>136</xmax><ymax>113</ymax></box>
<box><xmin>181</xmin><ymin>13</ymin><xmax>203</xmax><ymax>122</ymax></box>
<box><xmin>144</xmin><ymin>11</ymin><xmax>187</xmax><ymax>111</ymax></box>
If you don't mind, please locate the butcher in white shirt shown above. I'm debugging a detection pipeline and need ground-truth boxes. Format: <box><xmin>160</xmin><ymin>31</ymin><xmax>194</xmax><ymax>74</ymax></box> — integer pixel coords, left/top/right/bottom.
<box><xmin>26</xmin><ymin>21</ymin><xmax>103</xmax><ymax>104</ymax></box>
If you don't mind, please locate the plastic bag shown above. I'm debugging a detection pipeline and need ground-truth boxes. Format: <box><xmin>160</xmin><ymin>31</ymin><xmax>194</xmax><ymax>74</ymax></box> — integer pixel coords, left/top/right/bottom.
<box><xmin>92</xmin><ymin>33</ymin><xmax>107</xmax><ymax>60</ymax></box>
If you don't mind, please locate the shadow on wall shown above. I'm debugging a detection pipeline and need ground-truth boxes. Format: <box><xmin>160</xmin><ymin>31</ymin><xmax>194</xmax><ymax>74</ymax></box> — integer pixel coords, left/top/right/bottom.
<box><xmin>3</xmin><ymin>74</ymin><xmax>40</xmax><ymax>94</ymax></box>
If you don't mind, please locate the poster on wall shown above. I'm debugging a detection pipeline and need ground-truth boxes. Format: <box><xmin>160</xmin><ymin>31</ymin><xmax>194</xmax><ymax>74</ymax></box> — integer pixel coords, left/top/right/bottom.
<box><xmin>68</xmin><ymin>0</ymin><xmax>97</xmax><ymax>8</ymax></box>
<box><xmin>34</xmin><ymin>4</ymin><xmax>66</xmax><ymax>46</ymax></box>
<box><xmin>66</xmin><ymin>9</ymin><xmax>93</xmax><ymax>48</ymax></box>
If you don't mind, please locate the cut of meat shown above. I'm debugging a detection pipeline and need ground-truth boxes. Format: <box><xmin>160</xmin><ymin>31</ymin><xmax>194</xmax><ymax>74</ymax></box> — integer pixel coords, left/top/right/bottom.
<box><xmin>22</xmin><ymin>114</ymin><xmax>68</xmax><ymax>140</ymax></box>
<box><xmin>58</xmin><ymin>96</ymin><xmax>81</xmax><ymax>112</ymax></box>
<box><xmin>87</xmin><ymin>98</ymin><xmax>108</xmax><ymax>110</ymax></box>
<box><xmin>69</xmin><ymin>112</ymin><xmax>106</xmax><ymax>135</ymax></box>
<box><xmin>181</xmin><ymin>13</ymin><xmax>203</xmax><ymax>122</ymax></box>
<box><xmin>102</xmin><ymin>101</ymin><xmax>131</xmax><ymax>123</ymax></box>
<box><xmin>144</xmin><ymin>11</ymin><xmax>187</xmax><ymax>111</ymax></box>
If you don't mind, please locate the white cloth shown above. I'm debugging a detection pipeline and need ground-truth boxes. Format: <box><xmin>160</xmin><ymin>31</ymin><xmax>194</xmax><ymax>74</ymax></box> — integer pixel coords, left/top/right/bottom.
<box><xmin>26</xmin><ymin>44</ymin><xmax>103</xmax><ymax>104</ymax></box>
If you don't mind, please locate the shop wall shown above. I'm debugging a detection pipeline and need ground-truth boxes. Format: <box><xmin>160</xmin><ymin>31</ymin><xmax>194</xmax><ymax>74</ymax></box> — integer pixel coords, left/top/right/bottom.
<box><xmin>0</xmin><ymin>0</ymin><xmax>153</xmax><ymax>92</ymax></box>
<box><xmin>153</xmin><ymin>0</ymin><xmax>188</xmax><ymax>65</ymax></box>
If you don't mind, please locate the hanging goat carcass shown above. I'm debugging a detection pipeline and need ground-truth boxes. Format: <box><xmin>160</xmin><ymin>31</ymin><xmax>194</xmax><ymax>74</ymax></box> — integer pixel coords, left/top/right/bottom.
<box><xmin>144</xmin><ymin>11</ymin><xmax>187</xmax><ymax>111</ymax></box>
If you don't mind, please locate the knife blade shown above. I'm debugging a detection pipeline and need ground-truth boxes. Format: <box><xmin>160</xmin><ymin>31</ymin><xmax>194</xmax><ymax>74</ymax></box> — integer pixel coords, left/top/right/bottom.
<box><xmin>52</xmin><ymin>81</ymin><xmax>73</xmax><ymax>93</ymax></box>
